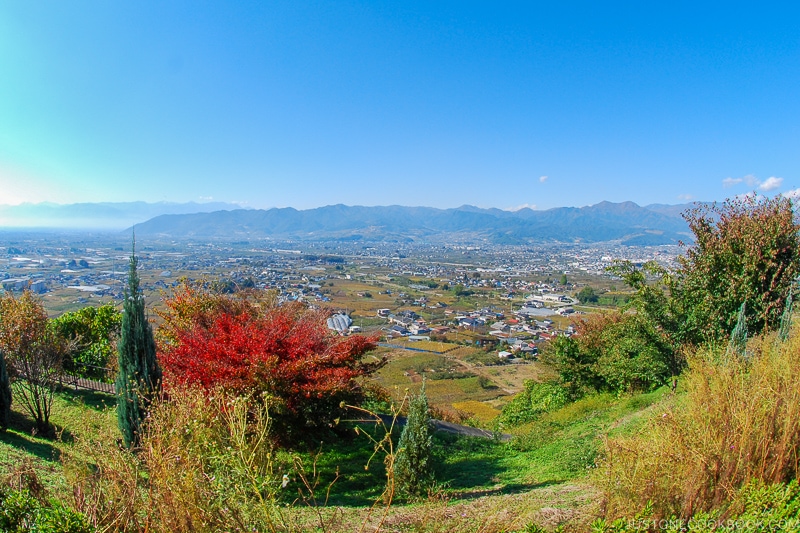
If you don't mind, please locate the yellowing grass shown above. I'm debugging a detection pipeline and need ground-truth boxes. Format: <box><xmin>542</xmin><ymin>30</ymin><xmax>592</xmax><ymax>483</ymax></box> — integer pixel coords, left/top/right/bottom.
<box><xmin>452</xmin><ymin>400</ymin><xmax>502</xmax><ymax>423</ymax></box>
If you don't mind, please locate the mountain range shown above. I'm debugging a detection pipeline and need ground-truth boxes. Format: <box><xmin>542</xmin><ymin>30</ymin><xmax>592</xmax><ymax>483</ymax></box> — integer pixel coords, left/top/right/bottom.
<box><xmin>0</xmin><ymin>200</ymin><xmax>699</xmax><ymax>245</ymax></box>
<box><xmin>132</xmin><ymin>201</ymin><xmax>696</xmax><ymax>245</ymax></box>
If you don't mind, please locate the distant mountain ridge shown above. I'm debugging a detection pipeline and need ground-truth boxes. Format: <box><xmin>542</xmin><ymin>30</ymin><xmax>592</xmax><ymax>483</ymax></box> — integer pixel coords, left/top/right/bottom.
<box><xmin>133</xmin><ymin>201</ymin><xmax>696</xmax><ymax>245</ymax></box>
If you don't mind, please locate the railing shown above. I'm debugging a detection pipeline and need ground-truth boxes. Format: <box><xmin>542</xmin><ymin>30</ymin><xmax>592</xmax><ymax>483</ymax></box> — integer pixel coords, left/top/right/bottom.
<box><xmin>59</xmin><ymin>363</ymin><xmax>116</xmax><ymax>394</ymax></box>
<box><xmin>13</xmin><ymin>362</ymin><xmax>117</xmax><ymax>395</ymax></box>
<box><xmin>57</xmin><ymin>372</ymin><xmax>116</xmax><ymax>395</ymax></box>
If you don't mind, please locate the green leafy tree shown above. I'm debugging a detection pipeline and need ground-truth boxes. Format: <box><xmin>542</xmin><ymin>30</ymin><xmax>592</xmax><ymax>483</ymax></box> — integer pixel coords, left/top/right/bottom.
<box><xmin>676</xmin><ymin>195</ymin><xmax>800</xmax><ymax>345</ymax></box>
<box><xmin>543</xmin><ymin>312</ymin><xmax>674</xmax><ymax>396</ymax></box>
<box><xmin>0</xmin><ymin>291</ymin><xmax>69</xmax><ymax>435</ymax></box>
<box><xmin>560</xmin><ymin>273</ymin><xmax>568</xmax><ymax>286</ymax></box>
<box><xmin>0</xmin><ymin>350</ymin><xmax>10</xmax><ymax>430</ymax></box>
<box><xmin>542</xmin><ymin>334</ymin><xmax>601</xmax><ymax>397</ymax></box>
<box><xmin>116</xmin><ymin>242</ymin><xmax>162</xmax><ymax>448</ymax></box>
<box><xmin>394</xmin><ymin>382</ymin><xmax>434</xmax><ymax>497</ymax></box>
<box><xmin>452</xmin><ymin>284</ymin><xmax>472</xmax><ymax>297</ymax></box>
<box><xmin>576</xmin><ymin>286</ymin><xmax>599</xmax><ymax>304</ymax></box>
<box><xmin>611</xmin><ymin>195</ymin><xmax>800</xmax><ymax>350</ymax></box>
<box><xmin>52</xmin><ymin>304</ymin><xmax>121</xmax><ymax>380</ymax></box>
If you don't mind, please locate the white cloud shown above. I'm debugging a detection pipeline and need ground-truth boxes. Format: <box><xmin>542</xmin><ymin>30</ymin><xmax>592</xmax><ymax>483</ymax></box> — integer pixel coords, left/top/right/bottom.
<box><xmin>506</xmin><ymin>203</ymin><xmax>537</xmax><ymax>211</ymax></box>
<box><xmin>198</xmin><ymin>196</ymin><xmax>214</xmax><ymax>201</ymax></box>
<box><xmin>782</xmin><ymin>188</ymin><xmax>800</xmax><ymax>199</ymax></box>
<box><xmin>744</xmin><ymin>174</ymin><xmax>760</xmax><ymax>186</ymax></box>
<box><xmin>722</xmin><ymin>174</ymin><xmax>783</xmax><ymax>192</ymax></box>
<box><xmin>758</xmin><ymin>176</ymin><xmax>783</xmax><ymax>191</ymax></box>
<box><xmin>539</xmin><ymin>175</ymin><xmax>548</xmax><ymax>183</ymax></box>
<box><xmin>677</xmin><ymin>194</ymin><xmax>695</xmax><ymax>201</ymax></box>
<box><xmin>723</xmin><ymin>174</ymin><xmax>758</xmax><ymax>187</ymax></box>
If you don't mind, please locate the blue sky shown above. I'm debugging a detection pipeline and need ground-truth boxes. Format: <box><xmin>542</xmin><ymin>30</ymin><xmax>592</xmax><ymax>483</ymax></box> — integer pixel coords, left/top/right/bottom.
<box><xmin>1</xmin><ymin>1</ymin><xmax>798</xmax><ymax>210</ymax></box>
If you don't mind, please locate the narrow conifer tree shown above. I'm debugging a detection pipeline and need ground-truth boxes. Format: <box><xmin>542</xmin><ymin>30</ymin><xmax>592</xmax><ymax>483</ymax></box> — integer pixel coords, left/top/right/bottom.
<box><xmin>394</xmin><ymin>380</ymin><xmax>434</xmax><ymax>497</ymax></box>
<box><xmin>0</xmin><ymin>350</ymin><xmax>11</xmax><ymax>430</ymax></box>
<box><xmin>116</xmin><ymin>239</ymin><xmax>162</xmax><ymax>448</ymax></box>
<box><xmin>778</xmin><ymin>291</ymin><xmax>794</xmax><ymax>343</ymax></box>
<box><xmin>727</xmin><ymin>302</ymin><xmax>748</xmax><ymax>360</ymax></box>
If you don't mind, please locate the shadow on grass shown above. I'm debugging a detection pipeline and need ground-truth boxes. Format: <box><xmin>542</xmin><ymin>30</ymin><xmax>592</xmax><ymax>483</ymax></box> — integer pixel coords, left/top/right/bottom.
<box><xmin>57</xmin><ymin>387</ymin><xmax>115</xmax><ymax>411</ymax></box>
<box><xmin>0</xmin><ymin>411</ymin><xmax>60</xmax><ymax>463</ymax></box>
<box><xmin>448</xmin><ymin>480</ymin><xmax>563</xmax><ymax>500</ymax></box>
<box><xmin>288</xmin><ymin>423</ymin><xmax>397</xmax><ymax>508</ymax></box>
<box><xmin>287</xmin><ymin>424</ymin><xmax>544</xmax><ymax>508</ymax></box>
<box><xmin>432</xmin><ymin>432</ymin><xmax>511</xmax><ymax>490</ymax></box>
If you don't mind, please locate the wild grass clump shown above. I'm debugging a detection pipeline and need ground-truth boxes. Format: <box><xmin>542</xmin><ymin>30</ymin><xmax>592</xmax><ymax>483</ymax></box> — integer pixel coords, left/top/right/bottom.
<box><xmin>63</xmin><ymin>386</ymin><xmax>289</xmax><ymax>532</ymax></box>
<box><xmin>592</xmin><ymin>480</ymin><xmax>800</xmax><ymax>532</ymax></box>
<box><xmin>599</xmin><ymin>332</ymin><xmax>800</xmax><ymax>520</ymax></box>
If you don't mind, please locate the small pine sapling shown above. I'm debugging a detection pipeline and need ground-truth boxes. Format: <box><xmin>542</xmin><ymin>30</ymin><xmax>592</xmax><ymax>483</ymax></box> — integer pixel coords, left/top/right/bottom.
<box><xmin>394</xmin><ymin>381</ymin><xmax>434</xmax><ymax>497</ymax></box>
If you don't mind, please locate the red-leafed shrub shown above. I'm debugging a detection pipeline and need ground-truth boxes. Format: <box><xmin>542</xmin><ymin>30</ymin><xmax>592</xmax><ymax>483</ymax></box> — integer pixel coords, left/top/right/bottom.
<box><xmin>157</xmin><ymin>283</ymin><xmax>380</xmax><ymax>443</ymax></box>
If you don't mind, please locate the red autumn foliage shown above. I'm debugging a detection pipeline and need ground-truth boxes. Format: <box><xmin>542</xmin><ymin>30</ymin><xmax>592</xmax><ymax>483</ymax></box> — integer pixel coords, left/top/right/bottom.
<box><xmin>157</xmin><ymin>284</ymin><xmax>380</xmax><ymax>441</ymax></box>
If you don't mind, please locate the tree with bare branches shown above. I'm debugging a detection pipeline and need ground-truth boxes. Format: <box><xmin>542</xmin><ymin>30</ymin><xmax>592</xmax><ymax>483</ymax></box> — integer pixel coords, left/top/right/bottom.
<box><xmin>0</xmin><ymin>290</ymin><xmax>70</xmax><ymax>435</ymax></box>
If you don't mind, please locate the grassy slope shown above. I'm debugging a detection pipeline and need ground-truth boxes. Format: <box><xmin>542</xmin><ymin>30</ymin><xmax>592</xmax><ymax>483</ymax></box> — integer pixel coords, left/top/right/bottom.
<box><xmin>1</xmin><ymin>384</ymin><xmax>672</xmax><ymax>531</ymax></box>
<box><xmin>0</xmin><ymin>388</ymin><xmax>116</xmax><ymax>493</ymax></box>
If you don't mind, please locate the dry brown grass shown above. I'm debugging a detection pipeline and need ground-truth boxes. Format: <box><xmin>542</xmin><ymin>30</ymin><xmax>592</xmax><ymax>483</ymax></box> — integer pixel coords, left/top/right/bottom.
<box><xmin>599</xmin><ymin>332</ymin><xmax>800</xmax><ymax>520</ymax></box>
<box><xmin>63</xmin><ymin>387</ymin><xmax>290</xmax><ymax>532</ymax></box>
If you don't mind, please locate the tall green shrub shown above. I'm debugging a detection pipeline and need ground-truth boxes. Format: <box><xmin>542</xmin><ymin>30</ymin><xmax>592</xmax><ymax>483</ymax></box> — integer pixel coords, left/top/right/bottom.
<box><xmin>116</xmin><ymin>241</ymin><xmax>162</xmax><ymax>448</ymax></box>
<box><xmin>394</xmin><ymin>382</ymin><xmax>434</xmax><ymax>497</ymax></box>
<box><xmin>676</xmin><ymin>195</ymin><xmax>800</xmax><ymax>345</ymax></box>
<box><xmin>0</xmin><ymin>350</ymin><xmax>10</xmax><ymax>430</ymax></box>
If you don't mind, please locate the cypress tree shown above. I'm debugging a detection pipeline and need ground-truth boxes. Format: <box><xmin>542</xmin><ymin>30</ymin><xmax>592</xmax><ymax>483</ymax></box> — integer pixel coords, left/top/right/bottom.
<box><xmin>116</xmin><ymin>239</ymin><xmax>162</xmax><ymax>448</ymax></box>
<box><xmin>0</xmin><ymin>350</ymin><xmax>11</xmax><ymax>430</ymax></box>
<box><xmin>394</xmin><ymin>380</ymin><xmax>434</xmax><ymax>497</ymax></box>
<box><xmin>778</xmin><ymin>291</ymin><xmax>794</xmax><ymax>343</ymax></box>
<box><xmin>727</xmin><ymin>302</ymin><xmax>748</xmax><ymax>360</ymax></box>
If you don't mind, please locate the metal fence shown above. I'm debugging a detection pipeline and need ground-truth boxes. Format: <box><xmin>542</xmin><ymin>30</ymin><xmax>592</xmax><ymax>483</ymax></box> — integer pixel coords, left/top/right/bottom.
<box><xmin>58</xmin><ymin>364</ymin><xmax>116</xmax><ymax>394</ymax></box>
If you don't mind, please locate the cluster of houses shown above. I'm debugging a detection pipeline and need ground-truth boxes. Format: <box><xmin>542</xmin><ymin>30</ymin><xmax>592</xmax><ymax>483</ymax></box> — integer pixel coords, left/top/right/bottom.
<box><xmin>0</xmin><ymin>276</ymin><xmax>47</xmax><ymax>294</ymax></box>
<box><xmin>382</xmin><ymin>309</ymin><xmax>432</xmax><ymax>337</ymax></box>
<box><xmin>371</xmin><ymin>302</ymin><xmax>576</xmax><ymax>361</ymax></box>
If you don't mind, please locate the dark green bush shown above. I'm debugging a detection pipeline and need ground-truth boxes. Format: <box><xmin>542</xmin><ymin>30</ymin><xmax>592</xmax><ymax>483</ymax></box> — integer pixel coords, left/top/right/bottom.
<box><xmin>0</xmin><ymin>489</ymin><xmax>93</xmax><ymax>533</ymax></box>
<box><xmin>499</xmin><ymin>380</ymin><xmax>569</xmax><ymax>426</ymax></box>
